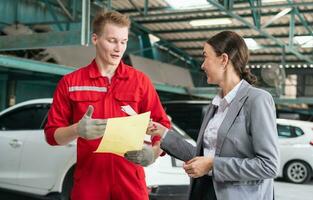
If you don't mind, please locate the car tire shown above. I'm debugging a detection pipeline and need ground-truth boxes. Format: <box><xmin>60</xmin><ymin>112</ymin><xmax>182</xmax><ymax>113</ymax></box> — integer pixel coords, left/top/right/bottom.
<box><xmin>60</xmin><ymin>166</ymin><xmax>74</xmax><ymax>200</ymax></box>
<box><xmin>284</xmin><ymin>161</ymin><xmax>312</xmax><ymax>184</ymax></box>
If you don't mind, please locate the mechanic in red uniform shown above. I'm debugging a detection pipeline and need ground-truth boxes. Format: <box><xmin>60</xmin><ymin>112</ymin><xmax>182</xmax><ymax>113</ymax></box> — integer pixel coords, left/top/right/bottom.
<box><xmin>44</xmin><ymin>11</ymin><xmax>170</xmax><ymax>200</ymax></box>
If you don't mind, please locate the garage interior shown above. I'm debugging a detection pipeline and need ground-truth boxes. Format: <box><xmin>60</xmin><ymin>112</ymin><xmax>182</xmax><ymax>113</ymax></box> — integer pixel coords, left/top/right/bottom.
<box><xmin>0</xmin><ymin>1</ymin><xmax>313</xmax><ymax>200</ymax></box>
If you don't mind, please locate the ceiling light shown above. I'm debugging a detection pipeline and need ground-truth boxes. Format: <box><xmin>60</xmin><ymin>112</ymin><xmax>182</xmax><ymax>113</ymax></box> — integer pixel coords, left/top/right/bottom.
<box><xmin>244</xmin><ymin>38</ymin><xmax>262</xmax><ymax>50</ymax></box>
<box><xmin>262</xmin><ymin>0</ymin><xmax>286</xmax><ymax>3</ymax></box>
<box><xmin>293</xmin><ymin>36</ymin><xmax>312</xmax><ymax>45</ymax></box>
<box><xmin>293</xmin><ymin>36</ymin><xmax>313</xmax><ymax>48</ymax></box>
<box><xmin>302</xmin><ymin>40</ymin><xmax>313</xmax><ymax>48</ymax></box>
<box><xmin>165</xmin><ymin>0</ymin><xmax>212</xmax><ymax>10</ymax></box>
<box><xmin>190</xmin><ymin>18</ymin><xmax>232</xmax><ymax>26</ymax></box>
<box><xmin>149</xmin><ymin>34</ymin><xmax>160</xmax><ymax>44</ymax></box>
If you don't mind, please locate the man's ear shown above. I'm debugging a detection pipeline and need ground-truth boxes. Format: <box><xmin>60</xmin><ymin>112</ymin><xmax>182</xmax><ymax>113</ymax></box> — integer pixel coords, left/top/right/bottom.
<box><xmin>91</xmin><ymin>33</ymin><xmax>97</xmax><ymax>45</ymax></box>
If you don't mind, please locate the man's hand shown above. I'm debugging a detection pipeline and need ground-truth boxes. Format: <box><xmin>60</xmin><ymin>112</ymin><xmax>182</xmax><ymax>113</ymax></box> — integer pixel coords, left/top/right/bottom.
<box><xmin>76</xmin><ymin>105</ymin><xmax>107</xmax><ymax>140</ymax></box>
<box><xmin>183</xmin><ymin>156</ymin><xmax>214</xmax><ymax>178</ymax></box>
<box><xmin>124</xmin><ymin>146</ymin><xmax>156</xmax><ymax>167</ymax></box>
<box><xmin>147</xmin><ymin>121</ymin><xmax>168</xmax><ymax>137</ymax></box>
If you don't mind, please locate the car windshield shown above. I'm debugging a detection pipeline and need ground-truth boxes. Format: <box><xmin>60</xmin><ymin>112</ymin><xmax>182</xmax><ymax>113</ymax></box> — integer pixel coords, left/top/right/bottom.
<box><xmin>171</xmin><ymin>122</ymin><xmax>194</xmax><ymax>141</ymax></box>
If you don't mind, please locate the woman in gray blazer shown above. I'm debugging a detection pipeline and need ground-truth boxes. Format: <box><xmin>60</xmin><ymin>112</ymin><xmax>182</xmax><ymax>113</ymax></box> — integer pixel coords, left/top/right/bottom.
<box><xmin>147</xmin><ymin>31</ymin><xmax>279</xmax><ymax>200</ymax></box>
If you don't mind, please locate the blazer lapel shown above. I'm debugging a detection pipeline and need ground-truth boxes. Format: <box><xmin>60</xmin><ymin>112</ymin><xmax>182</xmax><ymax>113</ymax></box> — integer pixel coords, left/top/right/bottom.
<box><xmin>215</xmin><ymin>80</ymin><xmax>251</xmax><ymax>156</ymax></box>
<box><xmin>196</xmin><ymin>104</ymin><xmax>218</xmax><ymax>155</ymax></box>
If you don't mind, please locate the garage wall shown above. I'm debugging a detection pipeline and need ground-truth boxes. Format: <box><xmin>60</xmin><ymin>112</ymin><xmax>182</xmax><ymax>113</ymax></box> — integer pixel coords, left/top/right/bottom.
<box><xmin>15</xmin><ymin>80</ymin><xmax>57</xmax><ymax>104</ymax></box>
<box><xmin>0</xmin><ymin>69</ymin><xmax>60</xmax><ymax>109</ymax></box>
<box><xmin>129</xmin><ymin>54</ymin><xmax>194</xmax><ymax>88</ymax></box>
<box><xmin>304</xmin><ymin>75</ymin><xmax>313</xmax><ymax>96</ymax></box>
<box><xmin>0</xmin><ymin>74</ymin><xmax>7</xmax><ymax>111</ymax></box>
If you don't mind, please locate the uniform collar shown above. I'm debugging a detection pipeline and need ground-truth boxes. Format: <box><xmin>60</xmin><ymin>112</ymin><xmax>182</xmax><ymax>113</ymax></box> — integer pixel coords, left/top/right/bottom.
<box><xmin>88</xmin><ymin>59</ymin><xmax>129</xmax><ymax>79</ymax></box>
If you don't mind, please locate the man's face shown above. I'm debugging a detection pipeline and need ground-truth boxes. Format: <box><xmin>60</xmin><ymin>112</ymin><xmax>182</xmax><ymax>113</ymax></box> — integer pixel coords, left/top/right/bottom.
<box><xmin>92</xmin><ymin>23</ymin><xmax>129</xmax><ymax>67</ymax></box>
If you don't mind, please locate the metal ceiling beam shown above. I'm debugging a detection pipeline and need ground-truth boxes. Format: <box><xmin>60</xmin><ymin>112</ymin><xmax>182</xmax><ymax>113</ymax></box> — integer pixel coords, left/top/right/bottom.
<box><xmin>0</xmin><ymin>31</ymin><xmax>81</xmax><ymax>51</ymax></box>
<box><xmin>229</xmin><ymin>60</ymin><xmax>309</xmax><ymax>65</ymax></box>
<box><xmin>71</xmin><ymin>0</ymin><xmax>78</xmax><ymax>21</ymax></box>
<box><xmin>252</xmin><ymin>52</ymin><xmax>311</xmax><ymax>56</ymax></box>
<box><xmin>287</xmin><ymin>0</ymin><xmax>313</xmax><ymax>36</ymax></box>
<box><xmin>181</xmin><ymin>45</ymin><xmax>291</xmax><ymax>51</ymax></box>
<box><xmin>248</xmin><ymin>0</ymin><xmax>261</xmax><ymax>29</ymax></box>
<box><xmin>44</xmin><ymin>0</ymin><xmax>64</xmax><ymax>31</ymax></box>
<box><xmin>128</xmin><ymin>0</ymin><xmax>149</xmax><ymax>16</ymax></box>
<box><xmin>190</xmin><ymin>52</ymin><xmax>312</xmax><ymax>56</ymax></box>
<box><xmin>126</xmin><ymin>2</ymin><xmax>313</xmax><ymax>18</ymax></box>
<box><xmin>288</xmin><ymin>0</ymin><xmax>313</xmax><ymax>51</ymax></box>
<box><xmin>56</xmin><ymin>0</ymin><xmax>74</xmax><ymax>21</ymax></box>
<box><xmin>247</xmin><ymin>60</ymin><xmax>307</xmax><ymax>64</ymax></box>
<box><xmin>0</xmin><ymin>0</ymin><xmax>90</xmax><ymax>50</ymax></box>
<box><xmin>0</xmin><ymin>54</ymin><xmax>75</xmax><ymax>75</ymax></box>
<box><xmin>223</xmin><ymin>0</ymin><xmax>234</xmax><ymax>10</ymax></box>
<box><xmin>134</xmin><ymin>8</ymin><xmax>313</xmax><ymax>24</ymax></box>
<box><xmin>144</xmin><ymin>0</ymin><xmax>149</xmax><ymax>16</ymax></box>
<box><xmin>128</xmin><ymin>0</ymin><xmax>145</xmax><ymax>16</ymax></box>
<box><xmin>182</xmin><ymin>0</ymin><xmax>313</xmax><ymax>63</ymax></box>
<box><xmin>167</xmin><ymin>34</ymin><xmax>304</xmax><ymax>43</ymax></box>
<box><xmin>19</xmin><ymin>19</ymin><xmax>312</xmax><ymax>35</ymax></box>
<box><xmin>131</xmin><ymin>20</ymin><xmax>199</xmax><ymax>68</ymax></box>
<box><xmin>21</xmin><ymin>20</ymin><xmax>80</xmax><ymax>26</ymax></box>
<box><xmin>117</xmin><ymin>5</ymin><xmax>171</xmax><ymax>14</ymax></box>
<box><xmin>289</xmin><ymin>8</ymin><xmax>295</xmax><ymax>47</ymax></box>
<box><xmin>7</xmin><ymin>0</ymin><xmax>80</xmax><ymax>27</ymax></box>
<box><xmin>262</xmin><ymin>7</ymin><xmax>292</xmax><ymax>29</ymax></box>
<box><xmin>153</xmin><ymin>21</ymin><xmax>313</xmax><ymax>34</ymax></box>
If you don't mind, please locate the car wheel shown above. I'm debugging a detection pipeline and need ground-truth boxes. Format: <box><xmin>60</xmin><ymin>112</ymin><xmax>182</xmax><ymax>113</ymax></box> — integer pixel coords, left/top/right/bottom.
<box><xmin>61</xmin><ymin>166</ymin><xmax>74</xmax><ymax>200</ymax></box>
<box><xmin>284</xmin><ymin>161</ymin><xmax>312</xmax><ymax>184</ymax></box>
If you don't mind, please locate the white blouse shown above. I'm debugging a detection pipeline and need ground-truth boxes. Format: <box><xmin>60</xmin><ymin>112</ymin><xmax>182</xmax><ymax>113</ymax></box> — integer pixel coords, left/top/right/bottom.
<box><xmin>203</xmin><ymin>80</ymin><xmax>243</xmax><ymax>164</ymax></box>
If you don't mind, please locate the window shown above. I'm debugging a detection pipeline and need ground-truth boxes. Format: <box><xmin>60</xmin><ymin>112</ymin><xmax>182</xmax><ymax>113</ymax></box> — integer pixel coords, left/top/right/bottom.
<box><xmin>277</xmin><ymin>124</ymin><xmax>292</xmax><ymax>138</ymax></box>
<box><xmin>294</xmin><ymin>127</ymin><xmax>304</xmax><ymax>137</ymax></box>
<box><xmin>0</xmin><ymin>103</ymin><xmax>50</xmax><ymax>130</ymax></box>
<box><xmin>277</xmin><ymin>124</ymin><xmax>304</xmax><ymax>138</ymax></box>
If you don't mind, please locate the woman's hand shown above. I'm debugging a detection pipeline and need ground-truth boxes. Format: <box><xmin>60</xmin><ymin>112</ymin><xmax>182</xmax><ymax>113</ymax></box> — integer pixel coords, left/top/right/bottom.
<box><xmin>147</xmin><ymin>121</ymin><xmax>168</xmax><ymax>137</ymax></box>
<box><xmin>183</xmin><ymin>156</ymin><xmax>214</xmax><ymax>178</ymax></box>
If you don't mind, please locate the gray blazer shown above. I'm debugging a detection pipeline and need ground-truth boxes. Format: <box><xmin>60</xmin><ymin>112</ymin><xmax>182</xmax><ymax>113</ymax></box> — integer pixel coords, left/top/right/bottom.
<box><xmin>161</xmin><ymin>80</ymin><xmax>280</xmax><ymax>200</ymax></box>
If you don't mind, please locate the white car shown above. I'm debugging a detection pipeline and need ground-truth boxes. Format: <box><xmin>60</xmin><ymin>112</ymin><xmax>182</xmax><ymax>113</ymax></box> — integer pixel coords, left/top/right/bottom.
<box><xmin>276</xmin><ymin>118</ymin><xmax>313</xmax><ymax>183</ymax></box>
<box><xmin>0</xmin><ymin>98</ymin><xmax>193</xmax><ymax>200</ymax></box>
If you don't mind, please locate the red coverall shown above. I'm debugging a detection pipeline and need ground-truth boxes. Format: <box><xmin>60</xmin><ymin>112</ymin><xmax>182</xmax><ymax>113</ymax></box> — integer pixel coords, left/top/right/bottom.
<box><xmin>44</xmin><ymin>60</ymin><xmax>170</xmax><ymax>200</ymax></box>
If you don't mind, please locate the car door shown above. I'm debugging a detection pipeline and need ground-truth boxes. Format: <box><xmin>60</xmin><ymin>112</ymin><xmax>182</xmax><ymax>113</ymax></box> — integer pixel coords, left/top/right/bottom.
<box><xmin>0</xmin><ymin>104</ymin><xmax>40</xmax><ymax>186</ymax></box>
<box><xmin>17</xmin><ymin>103</ymin><xmax>76</xmax><ymax>192</ymax></box>
<box><xmin>277</xmin><ymin>124</ymin><xmax>305</xmax><ymax>166</ymax></box>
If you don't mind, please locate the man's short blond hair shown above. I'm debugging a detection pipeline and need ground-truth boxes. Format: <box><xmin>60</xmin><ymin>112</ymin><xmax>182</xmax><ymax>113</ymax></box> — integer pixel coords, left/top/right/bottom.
<box><xmin>92</xmin><ymin>11</ymin><xmax>131</xmax><ymax>35</ymax></box>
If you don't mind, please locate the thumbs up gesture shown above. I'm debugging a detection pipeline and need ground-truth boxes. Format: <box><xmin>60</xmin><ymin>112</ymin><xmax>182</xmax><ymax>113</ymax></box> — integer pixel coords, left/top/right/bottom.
<box><xmin>76</xmin><ymin>105</ymin><xmax>107</xmax><ymax>140</ymax></box>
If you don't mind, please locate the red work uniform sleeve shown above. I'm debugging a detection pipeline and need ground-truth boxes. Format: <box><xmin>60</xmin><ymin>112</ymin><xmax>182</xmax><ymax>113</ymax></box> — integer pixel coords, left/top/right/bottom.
<box><xmin>44</xmin><ymin>77</ymin><xmax>72</xmax><ymax>145</ymax></box>
<box><xmin>139</xmin><ymin>74</ymin><xmax>171</xmax><ymax>148</ymax></box>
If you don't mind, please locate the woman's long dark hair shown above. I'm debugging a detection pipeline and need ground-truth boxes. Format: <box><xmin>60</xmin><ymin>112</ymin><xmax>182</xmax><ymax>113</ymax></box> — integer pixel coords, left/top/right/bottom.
<box><xmin>207</xmin><ymin>31</ymin><xmax>257</xmax><ymax>85</ymax></box>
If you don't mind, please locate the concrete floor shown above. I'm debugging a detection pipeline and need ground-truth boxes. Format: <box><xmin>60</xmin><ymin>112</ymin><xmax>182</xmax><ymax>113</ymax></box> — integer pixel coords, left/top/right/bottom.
<box><xmin>0</xmin><ymin>179</ymin><xmax>312</xmax><ymax>200</ymax></box>
<box><xmin>275</xmin><ymin>178</ymin><xmax>313</xmax><ymax>200</ymax></box>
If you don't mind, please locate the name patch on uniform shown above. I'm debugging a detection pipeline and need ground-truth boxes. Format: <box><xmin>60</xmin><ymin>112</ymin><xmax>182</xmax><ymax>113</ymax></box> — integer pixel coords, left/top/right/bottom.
<box><xmin>69</xmin><ymin>86</ymin><xmax>107</xmax><ymax>92</ymax></box>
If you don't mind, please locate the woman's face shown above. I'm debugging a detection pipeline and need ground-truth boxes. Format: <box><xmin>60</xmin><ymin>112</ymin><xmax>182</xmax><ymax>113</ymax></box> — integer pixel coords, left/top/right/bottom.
<box><xmin>201</xmin><ymin>43</ymin><xmax>225</xmax><ymax>85</ymax></box>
